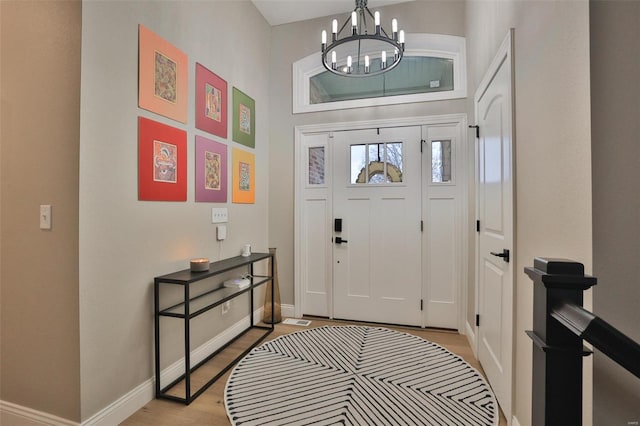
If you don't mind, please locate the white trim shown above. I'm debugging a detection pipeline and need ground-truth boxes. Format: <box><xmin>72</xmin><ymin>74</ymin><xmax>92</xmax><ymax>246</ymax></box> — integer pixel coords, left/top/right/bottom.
<box><xmin>81</xmin><ymin>380</ymin><xmax>152</xmax><ymax>426</ymax></box>
<box><xmin>465</xmin><ymin>320</ymin><xmax>477</xmax><ymax>358</ymax></box>
<box><xmin>280</xmin><ymin>304</ymin><xmax>295</xmax><ymax>318</ymax></box>
<box><xmin>0</xmin><ymin>401</ymin><xmax>79</xmax><ymax>426</ymax></box>
<box><xmin>511</xmin><ymin>415</ymin><xmax>521</xmax><ymax>426</ymax></box>
<box><xmin>293</xmin><ymin>34</ymin><xmax>467</xmax><ymax>113</ymax></box>
<box><xmin>295</xmin><ymin>114</ymin><xmax>468</xmax><ymax>332</ymax></box>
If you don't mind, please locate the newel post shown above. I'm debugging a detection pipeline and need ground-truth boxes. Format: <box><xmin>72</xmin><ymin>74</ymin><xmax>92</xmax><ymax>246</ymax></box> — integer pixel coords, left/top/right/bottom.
<box><xmin>524</xmin><ymin>258</ymin><xmax>597</xmax><ymax>426</ymax></box>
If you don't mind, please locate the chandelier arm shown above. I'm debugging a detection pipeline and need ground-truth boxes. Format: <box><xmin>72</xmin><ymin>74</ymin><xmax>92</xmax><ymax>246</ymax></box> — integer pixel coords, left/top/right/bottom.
<box><xmin>337</xmin><ymin>16</ymin><xmax>351</xmax><ymax>38</ymax></box>
<box><xmin>360</xmin><ymin>9</ymin><xmax>367</xmax><ymax>34</ymax></box>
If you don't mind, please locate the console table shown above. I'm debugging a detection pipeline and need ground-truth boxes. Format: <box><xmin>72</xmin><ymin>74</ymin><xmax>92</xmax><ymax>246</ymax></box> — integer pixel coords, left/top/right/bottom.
<box><xmin>154</xmin><ymin>252</ymin><xmax>274</xmax><ymax>404</ymax></box>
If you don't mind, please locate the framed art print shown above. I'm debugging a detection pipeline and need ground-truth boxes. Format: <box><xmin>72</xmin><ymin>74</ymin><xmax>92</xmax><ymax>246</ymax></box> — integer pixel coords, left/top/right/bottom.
<box><xmin>195</xmin><ymin>135</ymin><xmax>228</xmax><ymax>202</ymax></box>
<box><xmin>195</xmin><ymin>63</ymin><xmax>227</xmax><ymax>138</ymax></box>
<box><xmin>232</xmin><ymin>147</ymin><xmax>255</xmax><ymax>204</ymax></box>
<box><xmin>138</xmin><ymin>116</ymin><xmax>187</xmax><ymax>201</ymax></box>
<box><xmin>139</xmin><ymin>25</ymin><xmax>188</xmax><ymax>123</ymax></box>
<box><xmin>232</xmin><ymin>87</ymin><xmax>255</xmax><ymax>148</ymax></box>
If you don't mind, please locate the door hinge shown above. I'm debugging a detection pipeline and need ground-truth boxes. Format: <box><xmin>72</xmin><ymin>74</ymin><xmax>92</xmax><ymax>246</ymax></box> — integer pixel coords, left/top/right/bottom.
<box><xmin>469</xmin><ymin>125</ymin><xmax>480</xmax><ymax>139</ymax></box>
<box><xmin>421</xmin><ymin>220</ymin><xmax>424</xmax><ymax>232</ymax></box>
<box><xmin>421</xmin><ymin>299</ymin><xmax>424</xmax><ymax>311</ymax></box>
<box><xmin>476</xmin><ymin>314</ymin><xmax>480</xmax><ymax>327</ymax></box>
<box><xmin>421</xmin><ymin>139</ymin><xmax>425</xmax><ymax>153</ymax></box>
<box><xmin>476</xmin><ymin>220</ymin><xmax>480</xmax><ymax>233</ymax></box>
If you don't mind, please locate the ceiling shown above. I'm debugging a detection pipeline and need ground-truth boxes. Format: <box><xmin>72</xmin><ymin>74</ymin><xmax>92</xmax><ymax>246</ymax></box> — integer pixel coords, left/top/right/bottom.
<box><xmin>251</xmin><ymin>0</ymin><xmax>414</xmax><ymax>26</ymax></box>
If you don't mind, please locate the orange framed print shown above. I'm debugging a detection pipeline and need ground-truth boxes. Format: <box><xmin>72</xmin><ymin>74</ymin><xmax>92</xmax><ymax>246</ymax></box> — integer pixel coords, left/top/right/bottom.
<box><xmin>138</xmin><ymin>117</ymin><xmax>187</xmax><ymax>201</ymax></box>
<box><xmin>232</xmin><ymin>147</ymin><xmax>255</xmax><ymax>204</ymax></box>
<box><xmin>138</xmin><ymin>25</ymin><xmax>188</xmax><ymax>123</ymax></box>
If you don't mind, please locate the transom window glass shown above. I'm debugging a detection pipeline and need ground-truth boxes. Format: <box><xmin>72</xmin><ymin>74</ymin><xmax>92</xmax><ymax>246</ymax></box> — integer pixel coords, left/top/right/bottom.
<box><xmin>350</xmin><ymin>142</ymin><xmax>403</xmax><ymax>184</ymax></box>
<box><xmin>311</xmin><ymin>56</ymin><xmax>454</xmax><ymax>105</ymax></box>
<box><xmin>293</xmin><ymin>34</ymin><xmax>467</xmax><ymax>113</ymax></box>
<box><xmin>431</xmin><ymin>140</ymin><xmax>452</xmax><ymax>183</ymax></box>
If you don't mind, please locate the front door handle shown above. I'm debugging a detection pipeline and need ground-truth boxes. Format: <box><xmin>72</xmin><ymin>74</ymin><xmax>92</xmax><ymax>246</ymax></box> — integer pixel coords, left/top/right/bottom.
<box><xmin>490</xmin><ymin>249</ymin><xmax>510</xmax><ymax>263</ymax></box>
<box><xmin>335</xmin><ymin>237</ymin><xmax>348</xmax><ymax>244</ymax></box>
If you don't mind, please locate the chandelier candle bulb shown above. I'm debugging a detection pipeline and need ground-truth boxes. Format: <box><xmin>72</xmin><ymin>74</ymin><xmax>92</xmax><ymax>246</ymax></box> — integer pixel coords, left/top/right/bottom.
<box><xmin>331</xmin><ymin>51</ymin><xmax>337</xmax><ymax>69</ymax></box>
<box><xmin>381</xmin><ymin>50</ymin><xmax>387</xmax><ymax>68</ymax></box>
<box><xmin>392</xmin><ymin>18</ymin><xmax>398</xmax><ymax>38</ymax></box>
<box><xmin>374</xmin><ymin>11</ymin><xmax>380</xmax><ymax>28</ymax></box>
<box><xmin>332</xmin><ymin>19</ymin><xmax>338</xmax><ymax>41</ymax></box>
<box><xmin>365</xmin><ymin>55</ymin><xmax>370</xmax><ymax>73</ymax></box>
<box><xmin>399</xmin><ymin>30</ymin><xmax>405</xmax><ymax>45</ymax></box>
<box><xmin>190</xmin><ymin>258</ymin><xmax>209</xmax><ymax>272</ymax></box>
<box><xmin>347</xmin><ymin>55</ymin><xmax>352</xmax><ymax>73</ymax></box>
<box><xmin>321</xmin><ymin>30</ymin><xmax>326</xmax><ymax>49</ymax></box>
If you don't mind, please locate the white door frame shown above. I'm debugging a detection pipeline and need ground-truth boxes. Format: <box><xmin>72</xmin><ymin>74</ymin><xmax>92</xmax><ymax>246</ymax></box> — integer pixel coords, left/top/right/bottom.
<box><xmin>294</xmin><ymin>114</ymin><xmax>469</xmax><ymax>331</ymax></box>
<box><xmin>473</xmin><ymin>29</ymin><xmax>516</xmax><ymax>420</ymax></box>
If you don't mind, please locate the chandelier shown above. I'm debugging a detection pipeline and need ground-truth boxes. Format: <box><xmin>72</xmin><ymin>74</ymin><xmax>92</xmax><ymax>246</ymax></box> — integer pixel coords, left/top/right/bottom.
<box><xmin>321</xmin><ymin>0</ymin><xmax>405</xmax><ymax>77</ymax></box>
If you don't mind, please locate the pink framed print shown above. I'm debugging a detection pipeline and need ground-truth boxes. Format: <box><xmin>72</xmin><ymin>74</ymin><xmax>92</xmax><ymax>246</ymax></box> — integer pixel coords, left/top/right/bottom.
<box><xmin>195</xmin><ymin>63</ymin><xmax>228</xmax><ymax>138</ymax></box>
<box><xmin>138</xmin><ymin>25</ymin><xmax>188</xmax><ymax>123</ymax></box>
<box><xmin>138</xmin><ymin>116</ymin><xmax>187</xmax><ymax>201</ymax></box>
<box><xmin>195</xmin><ymin>135</ymin><xmax>228</xmax><ymax>202</ymax></box>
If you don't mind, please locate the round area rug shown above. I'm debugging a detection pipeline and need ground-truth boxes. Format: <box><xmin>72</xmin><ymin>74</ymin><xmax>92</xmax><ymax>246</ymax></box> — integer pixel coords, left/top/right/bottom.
<box><xmin>225</xmin><ymin>326</ymin><xmax>498</xmax><ymax>426</ymax></box>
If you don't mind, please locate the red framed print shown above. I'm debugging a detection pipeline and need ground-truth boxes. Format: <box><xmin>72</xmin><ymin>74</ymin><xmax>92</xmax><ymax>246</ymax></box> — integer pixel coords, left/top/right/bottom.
<box><xmin>195</xmin><ymin>63</ymin><xmax>227</xmax><ymax>138</ymax></box>
<box><xmin>195</xmin><ymin>135</ymin><xmax>227</xmax><ymax>202</ymax></box>
<box><xmin>138</xmin><ymin>25</ymin><xmax>188</xmax><ymax>123</ymax></box>
<box><xmin>138</xmin><ymin>116</ymin><xmax>187</xmax><ymax>201</ymax></box>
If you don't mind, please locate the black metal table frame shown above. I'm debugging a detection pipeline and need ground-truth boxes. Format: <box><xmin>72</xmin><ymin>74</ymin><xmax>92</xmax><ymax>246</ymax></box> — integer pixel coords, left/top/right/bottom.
<box><xmin>154</xmin><ymin>253</ymin><xmax>275</xmax><ymax>404</ymax></box>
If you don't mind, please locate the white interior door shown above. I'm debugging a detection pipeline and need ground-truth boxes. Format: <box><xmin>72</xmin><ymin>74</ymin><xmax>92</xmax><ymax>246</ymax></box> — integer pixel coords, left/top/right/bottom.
<box><xmin>332</xmin><ymin>127</ymin><xmax>422</xmax><ymax>326</ymax></box>
<box><xmin>475</xmin><ymin>31</ymin><xmax>515</xmax><ymax>419</ymax></box>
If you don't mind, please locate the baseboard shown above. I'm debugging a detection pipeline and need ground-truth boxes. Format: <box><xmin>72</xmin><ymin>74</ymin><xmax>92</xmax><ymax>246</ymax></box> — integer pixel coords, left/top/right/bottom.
<box><xmin>81</xmin><ymin>379</ymin><xmax>152</xmax><ymax>426</ymax></box>
<box><xmin>0</xmin><ymin>400</ymin><xmax>79</xmax><ymax>426</ymax></box>
<box><xmin>281</xmin><ymin>303</ymin><xmax>295</xmax><ymax>318</ymax></box>
<box><xmin>465</xmin><ymin>320</ymin><xmax>477</xmax><ymax>357</ymax></box>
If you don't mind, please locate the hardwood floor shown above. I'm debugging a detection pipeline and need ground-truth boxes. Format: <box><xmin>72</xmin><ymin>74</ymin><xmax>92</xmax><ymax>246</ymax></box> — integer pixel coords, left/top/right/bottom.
<box><xmin>122</xmin><ymin>318</ymin><xmax>507</xmax><ymax>425</ymax></box>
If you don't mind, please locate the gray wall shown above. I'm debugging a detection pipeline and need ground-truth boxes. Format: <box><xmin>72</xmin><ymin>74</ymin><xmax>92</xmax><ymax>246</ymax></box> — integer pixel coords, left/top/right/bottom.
<box><xmin>268</xmin><ymin>0</ymin><xmax>467</xmax><ymax>307</ymax></box>
<box><xmin>79</xmin><ymin>1</ymin><xmax>270</xmax><ymax>420</ymax></box>
<box><xmin>0</xmin><ymin>1</ymin><xmax>82</xmax><ymax>422</ymax></box>
<box><xmin>590</xmin><ymin>1</ymin><xmax>640</xmax><ymax>424</ymax></box>
<box><xmin>465</xmin><ymin>1</ymin><xmax>592</xmax><ymax>424</ymax></box>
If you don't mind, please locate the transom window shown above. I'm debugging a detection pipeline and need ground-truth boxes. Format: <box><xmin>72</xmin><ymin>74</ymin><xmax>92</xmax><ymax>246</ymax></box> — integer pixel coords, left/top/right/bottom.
<box><xmin>293</xmin><ymin>34</ymin><xmax>466</xmax><ymax>113</ymax></box>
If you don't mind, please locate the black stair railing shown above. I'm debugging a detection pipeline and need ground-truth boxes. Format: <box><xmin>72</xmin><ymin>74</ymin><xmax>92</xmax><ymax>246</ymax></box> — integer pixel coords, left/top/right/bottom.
<box><xmin>524</xmin><ymin>257</ymin><xmax>640</xmax><ymax>426</ymax></box>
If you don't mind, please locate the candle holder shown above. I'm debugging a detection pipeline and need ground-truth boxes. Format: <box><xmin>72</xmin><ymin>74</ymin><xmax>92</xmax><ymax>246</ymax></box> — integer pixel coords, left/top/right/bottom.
<box><xmin>190</xmin><ymin>258</ymin><xmax>210</xmax><ymax>272</ymax></box>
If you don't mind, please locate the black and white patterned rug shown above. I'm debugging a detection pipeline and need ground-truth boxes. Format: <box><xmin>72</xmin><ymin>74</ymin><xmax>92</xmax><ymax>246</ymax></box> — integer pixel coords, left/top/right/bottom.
<box><xmin>225</xmin><ymin>326</ymin><xmax>498</xmax><ymax>426</ymax></box>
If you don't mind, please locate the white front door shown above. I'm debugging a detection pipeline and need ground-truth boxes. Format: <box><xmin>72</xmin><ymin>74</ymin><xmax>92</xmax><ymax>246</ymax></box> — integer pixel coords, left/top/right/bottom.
<box><xmin>475</xmin><ymin>30</ymin><xmax>515</xmax><ymax>419</ymax></box>
<box><xmin>332</xmin><ymin>127</ymin><xmax>422</xmax><ymax>326</ymax></box>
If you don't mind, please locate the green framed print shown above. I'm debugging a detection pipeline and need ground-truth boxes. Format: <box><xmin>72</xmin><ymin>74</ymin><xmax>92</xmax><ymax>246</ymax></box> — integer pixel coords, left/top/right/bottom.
<box><xmin>232</xmin><ymin>87</ymin><xmax>255</xmax><ymax>148</ymax></box>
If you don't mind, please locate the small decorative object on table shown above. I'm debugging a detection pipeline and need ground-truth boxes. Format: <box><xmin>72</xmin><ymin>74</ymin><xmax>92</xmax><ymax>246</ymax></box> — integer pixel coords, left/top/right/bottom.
<box><xmin>190</xmin><ymin>258</ymin><xmax>209</xmax><ymax>272</ymax></box>
<box><xmin>263</xmin><ymin>247</ymin><xmax>282</xmax><ymax>324</ymax></box>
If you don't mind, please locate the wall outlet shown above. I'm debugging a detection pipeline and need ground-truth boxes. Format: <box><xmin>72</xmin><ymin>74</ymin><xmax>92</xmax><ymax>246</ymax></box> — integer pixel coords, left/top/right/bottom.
<box><xmin>221</xmin><ymin>301</ymin><xmax>231</xmax><ymax>315</ymax></box>
<box><xmin>212</xmin><ymin>208</ymin><xmax>228</xmax><ymax>223</ymax></box>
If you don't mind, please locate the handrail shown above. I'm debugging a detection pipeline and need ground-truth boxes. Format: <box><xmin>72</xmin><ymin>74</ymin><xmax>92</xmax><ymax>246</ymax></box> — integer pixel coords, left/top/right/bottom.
<box><xmin>551</xmin><ymin>302</ymin><xmax>640</xmax><ymax>379</ymax></box>
<box><xmin>524</xmin><ymin>257</ymin><xmax>640</xmax><ymax>426</ymax></box>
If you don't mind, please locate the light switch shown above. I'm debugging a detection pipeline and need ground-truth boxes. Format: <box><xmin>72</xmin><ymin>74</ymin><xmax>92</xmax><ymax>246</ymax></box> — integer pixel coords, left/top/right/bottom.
<box><xmin>212</xmin><ymin>207</ymin><xmax>228</xmax><ymax>223</ymax></box>
<box><xmin>40</xmin><ymin>205</ymin><xmax>52</xmax><ymax>230</ymax></box>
